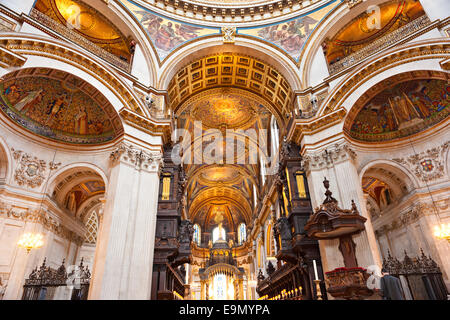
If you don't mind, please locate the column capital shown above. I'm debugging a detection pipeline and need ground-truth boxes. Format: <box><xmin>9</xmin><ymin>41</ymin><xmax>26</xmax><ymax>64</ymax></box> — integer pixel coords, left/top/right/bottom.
<box><xmin>303</xmin><ymin>142</ymin><xmax>357</xmax><ymax>172</ymax></box>
<box><xmin>110</xmin><ymin>142</ymin><xmax>163</xmax><ymax>173</ymax></box>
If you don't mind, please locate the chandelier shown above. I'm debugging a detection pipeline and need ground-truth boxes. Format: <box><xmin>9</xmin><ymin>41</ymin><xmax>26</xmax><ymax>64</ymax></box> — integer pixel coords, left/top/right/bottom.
<box><xmin>433</xmin><ymin>223</ymin><xmax>450</xmax><ymax>243</ymax></box>
<box><xmin>17</xmin><ymin>232</ymin><xmax>44</xmax><ymax>253</ymax></box>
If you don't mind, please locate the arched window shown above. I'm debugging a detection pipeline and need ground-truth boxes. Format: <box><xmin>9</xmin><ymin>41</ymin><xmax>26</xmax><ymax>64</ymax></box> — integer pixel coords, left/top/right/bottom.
<box><xmin>212</xmin><ymin>225</ymin><xmax>226</xmax><ymax>243</ymax></box>
<box><xmin>238</xmin><ymin>223</ymin><xmax>246</xmax><ymax>245</ymax></box>
<box><xmin>193</xmin><ymin>224</ymin><xmax>201</xmax><ymax>246</ymax></box>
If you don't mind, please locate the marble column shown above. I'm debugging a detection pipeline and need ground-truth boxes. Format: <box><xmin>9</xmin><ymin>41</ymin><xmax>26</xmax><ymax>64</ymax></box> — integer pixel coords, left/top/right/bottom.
<box><xmin>88</xmin><ymin>142</ymin><xmax>162</xmax><ymax>300</ymax></box>
<box><xmin>304</xmin><ymin>142</ymin><xmax>382</xmax><ymax>272</ymax></box>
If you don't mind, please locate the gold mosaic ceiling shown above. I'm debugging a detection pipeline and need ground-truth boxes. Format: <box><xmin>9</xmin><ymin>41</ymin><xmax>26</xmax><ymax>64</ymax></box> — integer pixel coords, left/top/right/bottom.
<box><xmin>169</xmin><ymin>53</ymin><xmax>293</xmax><ymax>127</ymax></box>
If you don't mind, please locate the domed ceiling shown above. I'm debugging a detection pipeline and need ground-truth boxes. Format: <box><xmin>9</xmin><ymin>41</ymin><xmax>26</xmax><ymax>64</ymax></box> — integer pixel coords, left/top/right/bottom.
<box><xmin>190</xmin><ymin>93</ymin><xmax>261</xmax><ymax>129</ymax></box>
<box><xmin>324</xmin><ymin>0</ymin><xmax>426</xmax><ymax>66</ymax></box>
<box><xmin>347</xmin><ymin>73</ymin><xmax>449</xmax><ymax>142</ymax></box>
<box><xmin>0</xmin><ymin>68</ymin><xmax>122</xmax><ymax>144</ymax></box>
<box><xmin>34</xmin><ymin>0</ymin><xmax>132</xmax><ymax>61</ymax></box>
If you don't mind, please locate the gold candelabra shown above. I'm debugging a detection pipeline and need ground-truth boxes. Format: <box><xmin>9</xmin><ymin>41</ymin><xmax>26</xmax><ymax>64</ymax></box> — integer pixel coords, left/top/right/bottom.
<box><xmin>313</xmin><ymin>279</ymin><xmax>323</xmax><ymax>300</ymax></box>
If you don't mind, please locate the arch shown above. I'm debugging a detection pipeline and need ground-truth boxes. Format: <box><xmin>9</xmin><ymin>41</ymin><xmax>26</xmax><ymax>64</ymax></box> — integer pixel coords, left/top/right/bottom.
<box><xmin>0</xmin><ymin>33</ymin><xmax>147</xmax><ymax>117</ymax></box>
<box><xmin>300</xmin><ymin>0</ymin><xmax>428</xmax><ymax>87</ymax></box>
<box><xmin>315</xmin><ymin>38</ymin><xmax>450</xmax><ymax>118</ymax></box>
<box><xmin>0</xmin><ymin>136</ymin><xmax>13</xmax><ymax>185</ymax></box>
<box><xmin>47</xmin><ymin>162</ymin><xmax>108</xmax><ymax>197</ymax></box>
<box><xmin>0</xmin><ymin>67</ymin><xmax>124</xmax><ymax>145</ymax></box>
<box><xmin>157</xmin><ymin>36</ymin><xmax>302</xmax><ymax>91</ymax></box>
<box><xmin>343</xmin><ymin>70</ymin><xmax>449</xmax><ymax>143</ymax></box>
<box><xmin>359</xmin><ymin>159</ymin><xmax>420</xmax><ymax>191</ymax></box>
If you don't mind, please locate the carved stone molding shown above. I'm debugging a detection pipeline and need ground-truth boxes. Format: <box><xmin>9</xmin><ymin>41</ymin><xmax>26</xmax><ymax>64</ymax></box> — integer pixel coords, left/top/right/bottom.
<box><xmin>222</xmin><ymin>26</ymin><xmax>236</xmax><ymax>43</ymax></box>
<box><xmin>374</xmin><ymin>200</ymin><xmax>449</xmax><ymax>237</ymax></box>
<box><xmin>0</xmin><ymin>201</ymin><xmax>84</xmax><ymax>245</ymax></box>
<box><xmin>110</xmin><ymin>143</ymin><xmax>163</xmax><ymax>173</ymax></box>
<box><xmin>11</xmin><ymin>149</ymin><xmax>61</xmax><ymax>188</ymax></box>
<box><xmin>303</xmin><ymin>143</ymin><xmax>357</xmax><ymax>172</ymax></box>
<box><xmin>345</xmin><ymin>0</ymin><xmax>362</xmax><ymax>9</ymax></box>
<box><xmin>393</xmin><ymin>141</ymin><xmax>449</xmax><ymax>183</ymax></box>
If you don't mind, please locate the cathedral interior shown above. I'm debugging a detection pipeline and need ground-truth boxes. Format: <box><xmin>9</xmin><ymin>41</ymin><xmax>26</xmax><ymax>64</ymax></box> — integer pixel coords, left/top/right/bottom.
<box><xmin>0</xmin><ymin>0</ymin><xmax>448</xmax><ymax>301</ymax></box>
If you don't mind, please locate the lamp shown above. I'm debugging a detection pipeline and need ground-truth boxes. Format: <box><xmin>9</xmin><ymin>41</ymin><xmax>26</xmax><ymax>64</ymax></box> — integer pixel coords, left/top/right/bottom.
<box><xmin>434</xmin><ymin>223</ymin><xmax>450</xmax><ymax>243</ymax></box>
<box><xmin>17</xmin><ymin>232</ymin><xmax>44</xmax><ymax>253</ymax></box>
<box><xmin>17</xmin><ymin>150</ymin><xmax>58</xmax><ymax>253</ymax></box>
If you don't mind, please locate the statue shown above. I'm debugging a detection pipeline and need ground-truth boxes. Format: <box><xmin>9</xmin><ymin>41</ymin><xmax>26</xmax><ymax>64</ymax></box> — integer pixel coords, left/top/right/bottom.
<box><xmin>266</xmin><ymin>261</ymin><xmax>275</xmax><ymax>276</ymax></box>
<box><xmin>178</xmin><ymin>219</ymin><xmax>194</xmax><ymax>243</ymax></box>
<box><xmin>257</xmin><ymin>269</ymin><xmax>265</xmax><ymax>282</ymax></box>
<box><xmin>275</xmin><ymin>216</ymin><xmax>293</xmax><ymax>251</ymax></box>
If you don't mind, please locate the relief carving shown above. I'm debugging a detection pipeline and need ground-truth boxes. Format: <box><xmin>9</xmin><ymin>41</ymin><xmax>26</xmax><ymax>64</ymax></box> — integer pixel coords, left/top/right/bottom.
<box><xmin>11</xmin><ymin>148</ymin><xmax>61</xmax><ymax>188</ymax></box>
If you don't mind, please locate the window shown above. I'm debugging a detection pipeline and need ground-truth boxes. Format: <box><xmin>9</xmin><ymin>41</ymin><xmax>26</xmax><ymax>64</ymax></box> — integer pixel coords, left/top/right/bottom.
<box><xmin>238</xmin><ymin>223</ymin><xmax>246</xmax><ymax>245</ymax></box>
<box><xmin>85</xmin><ymin>209</ymin><xmax>99</xmax><ymax>244</ymax></box>
<box><xmin>193</xmin><ymin>224</ymin><xmax>201</xmax><ymax>246</ymax></box>
<box><xmin>212</xmin><ymin>225</ymin><xmax>226</xmax><ymax>243</ymax></box>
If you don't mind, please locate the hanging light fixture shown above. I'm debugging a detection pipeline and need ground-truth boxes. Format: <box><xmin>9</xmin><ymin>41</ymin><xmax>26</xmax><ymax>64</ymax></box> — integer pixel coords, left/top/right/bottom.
<box><xmin>433</xmin><ymin>223</ymin><xmax>450</xmax><ymax>243</ymax></box>
<box><xmin>17</xmin><ymin>150</ymin><xmax>58</xmax><ymax>253</ymax></box>
<box><xmin>17</xmin><ymin>232</ymin><xmax>44</xmax><ymax>253</ymax></box>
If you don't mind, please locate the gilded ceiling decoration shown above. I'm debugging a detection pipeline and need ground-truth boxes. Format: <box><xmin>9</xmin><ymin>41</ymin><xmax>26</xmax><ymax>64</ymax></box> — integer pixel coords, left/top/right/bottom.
<box><xmin>0</xmin><ymin>68</ymin><xmax>122</xmax><ymax>144</ymax></box>
<box><xmin>190</xmin><ymin>93</ymin><xmax>260</xmax><ymax>129</ymax></box>
<box><xmin>323</xmin><ymin>0</ymin><xmax>426</xmax><ymax>66</ymax></box>
<box><xmin>65</xmin><ymin>180</ymin><xmax>105</xmax><ymax>213</ymax></box>
<box><xmin>34</xmin><ymin>0</ymin><xmax>132</xmax><ymax>62</ymax></box>
<box><xmin>169</xmin><ymin>54</ymin><xmax>293</xmax><ymax>124</ymax></box>
<box><xmin>362</xmin><ymin>176</ymin><xmax>392</xmax><ymax>207</ymax></box>
<box><xmin>197</xmin><ymin>166</ymin><xmax>243</xmax><ymax>185</ymax></box>
<box><xmin>346</xmin><ymin>72</ymin><xmax>449</xmax><ymax>142</ymax></box>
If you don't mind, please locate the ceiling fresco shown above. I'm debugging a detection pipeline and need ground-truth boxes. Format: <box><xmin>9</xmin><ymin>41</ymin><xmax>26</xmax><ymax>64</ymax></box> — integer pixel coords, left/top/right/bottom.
<box><xmin>323</xmin><ymin>0</ymin><xmax>425</xmax><ymax>66</ymax></box>
<box><xmin>34</xmin><ymin>0</ymin><xmax>132</xmax><ymax>62</ymax></box>
<box><xmin>349</xmin><ymin>78</ymin><xmax>449</xmax><ymax>142</ymax></box>
<box><xmin>121</xmin><ymin>0</ymin><xmax>338</xmax><ymax>62</ymax></box>
<box><xmin>189</xmin><ymin>93</ymin><xmax>264</xmax><ymax>129</ymax></box>
<box><xmin>123</xmin><ymin>0</ymin><xmax>220</xmax><ymax>61</ymax></box>
<box><xmin>238</xmin><ymin>0</ymin><xmax>339</xmax><ymax>62</ymax></box>
<box><xmin>0</xmin><ymin>68</ymin><xmax>122</xmax><ymax>144</ymax></box>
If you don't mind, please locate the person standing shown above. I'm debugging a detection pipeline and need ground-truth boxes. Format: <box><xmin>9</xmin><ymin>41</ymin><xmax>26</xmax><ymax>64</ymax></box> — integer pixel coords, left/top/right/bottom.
<box><xmin>380</xmin><ymin>268</ymin><xmax>405</xmax><ymax>300</ymax></box>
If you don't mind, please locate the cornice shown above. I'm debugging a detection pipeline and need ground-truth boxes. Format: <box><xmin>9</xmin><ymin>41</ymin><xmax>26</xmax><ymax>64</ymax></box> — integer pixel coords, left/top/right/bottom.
<box><xmin>125</xmin><ymin>0</ymin><xmax>334</xmax><ymax>27</ymax></box>
<box><xmin>287</xmin><ymin>107</ymin><xmax>347</xmax><ymax>144</ymax></box>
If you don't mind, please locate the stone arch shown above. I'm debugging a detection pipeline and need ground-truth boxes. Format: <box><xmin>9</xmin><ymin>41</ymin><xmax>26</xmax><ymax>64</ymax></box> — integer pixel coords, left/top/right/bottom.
<box><xmin>316</xmin><ymin>39</ymin><xmax>449</xmax><ymax>118</ymax></box>
<box><xmin>47</xmin><ymin>163</ymin><xmax>108</xmax><ymax>220</ymax></box>
<box><xmin>157</xmin><ymin>37</ymin><xmax>302</xmax><ymax>92</ymax></box>
<box><xmin>343</xmin><ymin>70</ymin><xmax>449</xmax><ymax>143</ymax></box>
<box><xmin>0</xmin><ymin>67</ymin><xmax>125</xmax><ymax>145</ymax></box>
<box><xmin>359</xmin><ymin>159</ymin><xmax>419</xmax><ymax>194</ymax></box>
<box><xmin>0</xmin><ymin>33</ymin><xmax>147</xmax><ymax>117</ymax></box>
<box><xmin>300</xmin><ymin>0</ymin><xmax>429</xmax><ymax>87</ymax></box>
<box><xmin>0</xmin><ymin>136</ymin><xmax>12</xmax><ymax>185</ymax></box>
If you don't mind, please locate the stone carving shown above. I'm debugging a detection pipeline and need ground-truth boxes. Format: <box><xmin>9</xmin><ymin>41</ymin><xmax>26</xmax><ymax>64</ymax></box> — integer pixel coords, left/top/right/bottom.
<box><xmin>346</xmin><ymin>0</ymin><xmax>362</xmax><ymax>9</ymax></box>
<box><xmin>0</xmin><ymin>201</ymin><xmax>84</xmax><ymax>245</ymax></box>
<box><xmin>266</xmin><ymin>261</ymin><xmax>275</xmax><ymax>276</ymax></box>
<box><xmin>393</xmin><ymin>141</ymin><xmax>449</xmax><ymax>183</ymax></box>
<box><xmin>275</xmin><ymin>216</ymin><xmax>292</xmax><ymax>251</ymax></box>
<box><xmin>11</xmin><ymin>149</ymin><xmax>61</xmax><ymax>188</ymax></box>
<box><xmin>303</xmin><ymin>143</ymin><xmax>357</xmax><ymax>172</ymax></box>
<box><xmin>110</xmin><ymin>143</ymin><xmax>162</xmax><ymax>172</ymax></box>
<box><xmin>222</xmin><ymin>26</ymin><xmax>236</xmax><ymax>43</ymax></box>
<box><xmin>178</xmin><ymin>219</ymin><xmax>194</xmax><ymax>244</ymax></box>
